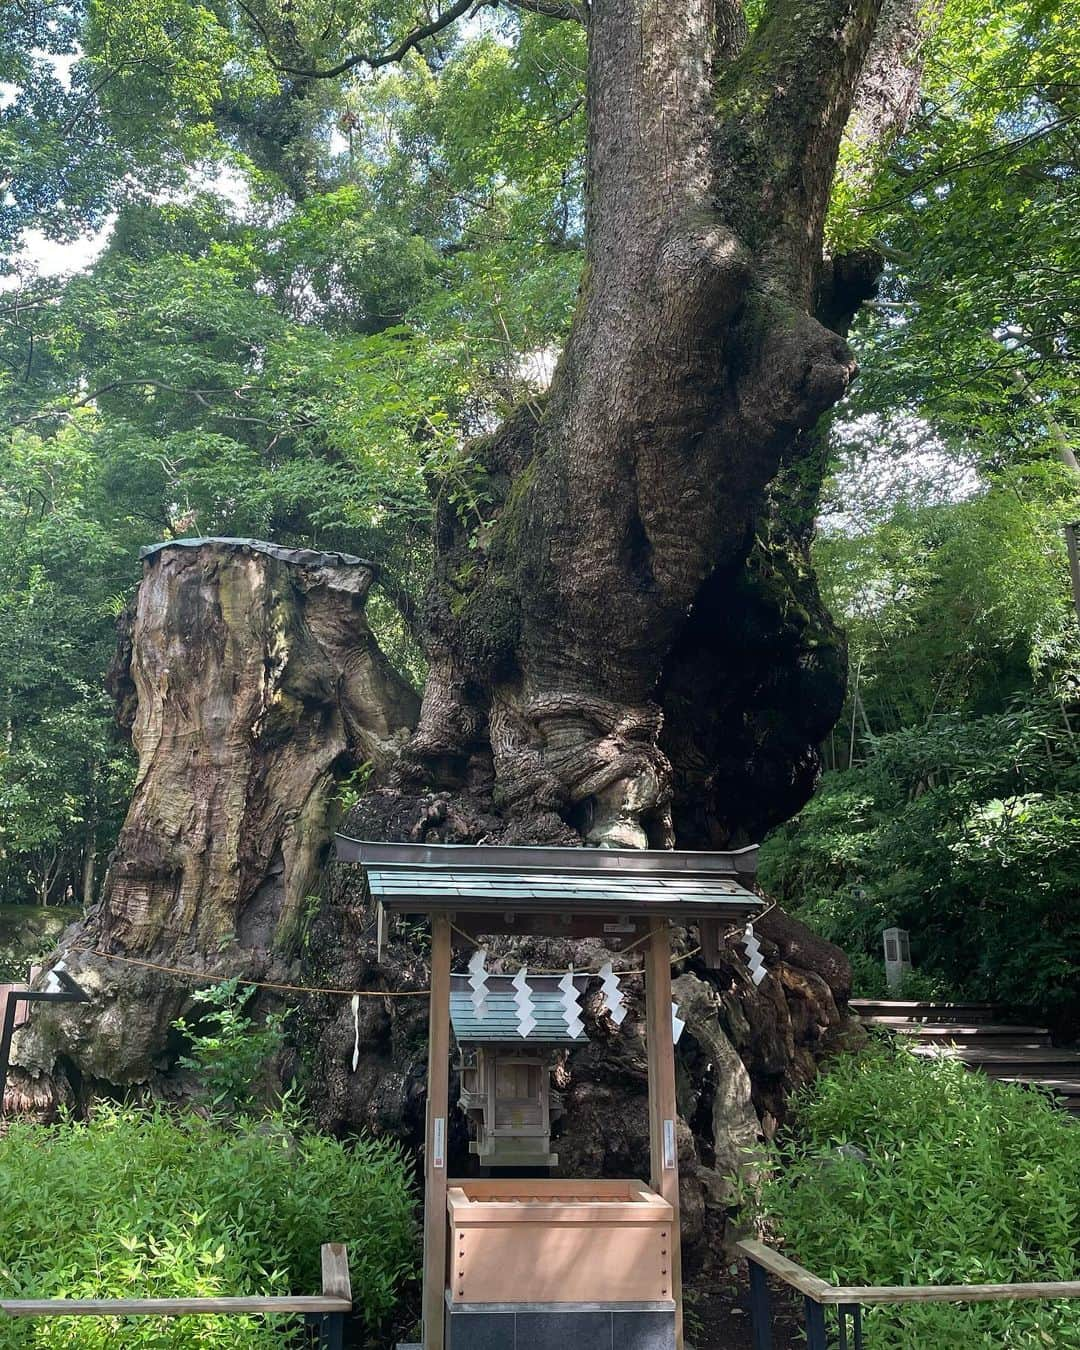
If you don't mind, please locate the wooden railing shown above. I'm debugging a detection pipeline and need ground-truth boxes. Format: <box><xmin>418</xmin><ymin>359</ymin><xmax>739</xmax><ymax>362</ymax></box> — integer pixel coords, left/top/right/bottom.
<box><xmin>738</xmin><ymin>1239</ymin><xmax>1080</xmax><ymax>1350</ymax></box>
<box><xmin>1</xmin><ymin>1243</ymin><xmax>352</xmax><ymax>1350</ymax></box>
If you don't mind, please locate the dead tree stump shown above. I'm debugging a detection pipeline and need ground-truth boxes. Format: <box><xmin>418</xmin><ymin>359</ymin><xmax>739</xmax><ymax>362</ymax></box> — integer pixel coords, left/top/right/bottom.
<box><xmin>12</xmin><ymin>539</ymin><xmax>418</xmax><ymax>1092</ymax></box>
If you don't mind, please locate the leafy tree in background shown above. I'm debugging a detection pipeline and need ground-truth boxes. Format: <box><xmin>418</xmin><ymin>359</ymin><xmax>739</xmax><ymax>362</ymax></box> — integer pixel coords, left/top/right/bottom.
<box><xmin>830</xmin><ymin>0</ymin><xmax>1080</xmax><ymax>466</ymax></box>
<box><xmin>816</xmin><ymin>0</ymin><xmax>1080</xmax><ymax>736</ymax></box>
<box><xmin>818</xmin><ymin>464</ymin><xmax>1079</xmax><ymax>738</ymax></box>
<box><xmin>759</xmin><ymin>0</ymin><xmax>1080</xmax><ymax>1022</ymax></box>
<box><xmin>762</xmin><ymin>442</ymin><xmax>1080</xmax><ymax>1027</ymax></box>
<box><xmin>0</xmin><ymin>0</ymin><xmax>261</xmax><ymax>251</ymax></box>
<box><xmin>761</xmin><ymin>693</ymin><xmax>1080</xmax><ymax>1030</ymax></box>
<box><xmin>0</xmin><ymin>422</ymin><xmax>136</xmax><ymax>905</ymax></box>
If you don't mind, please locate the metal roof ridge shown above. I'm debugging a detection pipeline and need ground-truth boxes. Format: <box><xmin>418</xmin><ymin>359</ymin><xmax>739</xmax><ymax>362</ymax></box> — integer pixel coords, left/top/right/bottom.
<box><xmin>335</xmin><ymin>835</ymin><xmax>759</xmax><ymax>875</ymax></box>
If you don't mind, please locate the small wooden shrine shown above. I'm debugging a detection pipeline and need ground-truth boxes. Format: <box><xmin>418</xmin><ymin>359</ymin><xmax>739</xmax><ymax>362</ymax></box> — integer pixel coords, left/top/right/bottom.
<box><xmin>452</xmin><ymin>971</ymin><xmax>588</xmax><ymax>1170</ymax></box>
<box><xmin>335</xmin><ymin>837</ymin><xmax>763</xmax><ymax>1350</ymax></box>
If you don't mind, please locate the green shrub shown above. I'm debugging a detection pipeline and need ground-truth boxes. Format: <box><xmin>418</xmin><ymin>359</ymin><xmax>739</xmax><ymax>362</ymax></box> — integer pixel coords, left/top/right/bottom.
<box><xmin>759</xmin><ymin>695</ymin><xmax>1080</xmax><ymax>1034</ymax></box>
<box><xmin>757</xmin><ymin>1044</ymin><xmax>1080</xmax><ymax>1347</ymax></box>
<box><xmin>846</xmin><ymin>952</ymin><xmax>958</xmax><ymax>1002</ymax></box>
<box><xmin>0</xmin><ymin>1105</ymin><xmax>418</xmax><ymax>1348</ymax></box>
<box><xmin>173</xmin><ymin>979</ymin><xmax>289</xmax><ymax>1115</ymax></box>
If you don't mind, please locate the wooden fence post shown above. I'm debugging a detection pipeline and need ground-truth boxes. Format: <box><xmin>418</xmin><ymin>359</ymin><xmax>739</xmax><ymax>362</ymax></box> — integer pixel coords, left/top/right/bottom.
<box><xmin>749</xmin><ymin>1261</ymin><xmax>773</xmax><ymax>1350</ymax></box>
<box><xmin>422</xmin><ymin>915</ymin><xmax>452</xmax><ymax>1350</ymax></box>
<box><xmin>804</xmin><ymin>1297</ymin><xmax>827</xmax><ymax>1350</ymax></box>
<box><xmin>319</xmin><ymin>1244</ymin><xmax>351</xmax><ymax>1348</ymax></box>
<box><xmin>645</xmin><ymin>919</ymin><xmax>683</xmax><ymax>1350</ymax></box>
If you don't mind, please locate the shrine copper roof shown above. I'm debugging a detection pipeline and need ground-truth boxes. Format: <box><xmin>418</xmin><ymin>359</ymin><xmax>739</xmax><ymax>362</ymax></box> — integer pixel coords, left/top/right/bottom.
<box><xmin>449</xmin><ymin>973</ymin><xmax>589</xmax><ymax>1045</ymax></box>
<box><xmin>335</xmin><ymin>837</ymin><xmax>763</xmax><ymax>921</ymax></box>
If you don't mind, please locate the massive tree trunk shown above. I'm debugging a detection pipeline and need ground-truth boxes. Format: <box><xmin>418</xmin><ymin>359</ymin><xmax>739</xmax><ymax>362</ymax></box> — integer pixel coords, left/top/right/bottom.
<box><xmin>407</xmin><ymin>0</ymin><xmax>882</xmax><ymax>849</ymax></box>
<box><xmin>12</xmin><ymin>540</ymin><xmax>417</xmax><ymax>1094</ymax></box>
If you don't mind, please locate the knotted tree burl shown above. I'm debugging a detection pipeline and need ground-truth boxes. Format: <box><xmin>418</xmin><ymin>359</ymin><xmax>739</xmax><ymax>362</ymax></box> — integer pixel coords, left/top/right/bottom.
<box><xmin>15</xmin><ymin>0</ymin><xmax>926</xmax><ymax>1261</ymax></box>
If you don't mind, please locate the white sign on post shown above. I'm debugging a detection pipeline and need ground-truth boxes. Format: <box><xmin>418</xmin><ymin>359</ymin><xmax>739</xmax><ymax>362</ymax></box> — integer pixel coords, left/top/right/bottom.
<box><xmin>432</xmin><ymin>1117</ymin><xmax>446</xmax><ymax>1170</ymax></box>
<box><xmin>663</xmin><ymin>1118</ymin><xmax>677</xmax><ymax>1170</ymax></box>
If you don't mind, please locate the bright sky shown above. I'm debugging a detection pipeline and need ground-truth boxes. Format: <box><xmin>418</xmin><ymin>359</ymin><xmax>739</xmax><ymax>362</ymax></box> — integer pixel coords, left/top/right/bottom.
<box><xmin>3</xmin><ymin>228</ymin><xmax>112</xmax><ymax>284</ymax></box>
<box><xmin>820</xmin><ymin>415</ymin><xmax>981</xmax><ymax>535</ymax></box>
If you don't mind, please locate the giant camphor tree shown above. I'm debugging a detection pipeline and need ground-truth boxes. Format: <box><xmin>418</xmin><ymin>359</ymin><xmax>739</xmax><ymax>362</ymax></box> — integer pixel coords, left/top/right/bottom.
<box><xmin>221</xmin><ymin>0</ymin><xmax>929</xmax><ymax>852</ymax></box>
<box><xmin>11</xmin><ymin>0</ymin><xmax>933</xmax><ymax>1166</ymax></box>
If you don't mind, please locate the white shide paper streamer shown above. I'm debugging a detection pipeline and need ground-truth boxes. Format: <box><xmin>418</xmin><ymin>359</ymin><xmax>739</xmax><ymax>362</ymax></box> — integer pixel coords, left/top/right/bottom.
<box><xmin>351</xmin><ymin>993</ymin><xmax>361</xmax><ymax>1071</ymax></box>
<box><xmin>742</xmin><ymin>923</ymin><xmax>767</xmax><ymax>986</ymax></box>
<box><xmin>559</xmin><ymin>966</ymin><xmax>585</xmax><ymax>1039</ymax></box>
<box><xmin>468</xmin><ymin>948</ymin><xmax>489</xmax><ymax>1021</ymax></box>
<box><xmin>513</xmin><ymin>966</ymin><xmax>537</xmax><ymax>1038</ymax></box>
<box><xmin>598</xmin><ymin>961</ymin><xmax>627</xmax><ymax>1027</ymax></box>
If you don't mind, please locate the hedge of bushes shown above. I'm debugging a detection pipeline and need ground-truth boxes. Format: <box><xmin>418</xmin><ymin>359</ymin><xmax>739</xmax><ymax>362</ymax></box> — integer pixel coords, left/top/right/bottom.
<box><xmin>757</xmin><ymin>1044</ymin><xmax>1080</xmax><ymax>1347</ymax></box>
<box><xmin>0</xmin><ymin>1104</ymin><xmax>417</xmax><ymax>1348</ymax></box>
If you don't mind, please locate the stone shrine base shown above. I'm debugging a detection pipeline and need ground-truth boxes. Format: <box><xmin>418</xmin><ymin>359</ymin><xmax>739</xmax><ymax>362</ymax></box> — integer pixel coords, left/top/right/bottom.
<box><xmin>445</xmin><ymin>1296</ymin><xmax>676</xmax><ymax>1350</ymax></box>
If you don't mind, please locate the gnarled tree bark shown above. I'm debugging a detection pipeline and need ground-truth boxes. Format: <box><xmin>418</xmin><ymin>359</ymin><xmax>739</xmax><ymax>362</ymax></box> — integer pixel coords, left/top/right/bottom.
<box><xmin>11</xmin><ymin>540</ymin><xmax>417</xmax><ymax>1094</ymax></box>
<box><xmin>406</xmin><ymin>0</ymin><xmax>886</xmax><ymax>849</ymax></box>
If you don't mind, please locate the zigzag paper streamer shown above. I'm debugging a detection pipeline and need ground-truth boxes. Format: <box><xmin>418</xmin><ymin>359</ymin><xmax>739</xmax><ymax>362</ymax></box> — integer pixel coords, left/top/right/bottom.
<box><xmin>671</xmin><ymin>1001</ymin><xmax>686</xmax><ymax>1044</ymax></box>
<box><xmin>468</xmin><ymin>948</ymin><xmax>489</xmax><ymax>1021</ymax></box>
<box><xmin>742</xmin><ymin>923</ymin><xmax>767</xmax><ymax>986</ymax></box>
<box><xmin>598</xmin><ymin>961</ymin><xmax>627</xmax><ymax>1027</ymax></box>
<box><xmin>512</xmin><ymin>966</ymin><xmax>537</xmax><ymax>1038</ymax></box>
<box><xmin>43</xmin><ymin>959</ymin><xmax>69</xmax><ymax>995</ymax></box>
<box><xmin>559</xmin><ymin>967</ymin><xmax>585</xmax><ymax>1039</ymax></box>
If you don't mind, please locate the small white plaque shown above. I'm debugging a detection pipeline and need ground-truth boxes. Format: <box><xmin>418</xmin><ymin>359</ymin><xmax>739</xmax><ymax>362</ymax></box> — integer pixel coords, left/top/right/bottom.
<box><xmin>663</xmin><ymin>1118</ymin><xmax>676</xmax><ymax>1170</ymax></box>
<box><xmin>433</xmin><ymin>1116</ymin><xmax>446</xmax><ymax>1170</ymax></box>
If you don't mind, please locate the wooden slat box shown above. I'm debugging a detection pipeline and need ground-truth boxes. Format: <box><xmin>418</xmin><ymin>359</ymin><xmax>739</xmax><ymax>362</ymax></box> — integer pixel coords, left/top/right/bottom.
<box><xmin>446</xmin><ymin>1179</ymin><xmax>674</xmax><ymax>1305</ymax></box>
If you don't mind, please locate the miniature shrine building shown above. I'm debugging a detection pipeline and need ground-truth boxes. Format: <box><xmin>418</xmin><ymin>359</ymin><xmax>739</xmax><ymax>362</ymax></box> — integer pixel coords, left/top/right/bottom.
<box><xmin>335</xmin><ymin>837</ymin><xmax>764</xmax><ymax>1350</ymax></box>
<box><xmin>452</xmin><ymin>971</ymin><xmax>589</xmax><ymax>1170</ymax></box>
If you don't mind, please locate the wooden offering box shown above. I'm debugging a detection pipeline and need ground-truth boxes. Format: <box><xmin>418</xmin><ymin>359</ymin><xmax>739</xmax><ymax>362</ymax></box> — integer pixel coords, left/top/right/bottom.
<box><xmin>447</xmin><ymin>1179</ymin><xmax>674</xmax><ymax>1305</ymax></box>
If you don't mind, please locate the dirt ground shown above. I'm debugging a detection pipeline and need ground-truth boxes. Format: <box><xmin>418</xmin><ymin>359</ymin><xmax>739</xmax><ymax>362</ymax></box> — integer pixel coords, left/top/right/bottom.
<box><xmin>691</xmin><ymin>1274</ymin><xmax>806</xmax><ymax>1350</ymax></box>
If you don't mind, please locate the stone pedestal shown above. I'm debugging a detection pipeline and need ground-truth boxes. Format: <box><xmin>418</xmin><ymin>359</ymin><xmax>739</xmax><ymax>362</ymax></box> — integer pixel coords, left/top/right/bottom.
<box><xmin>445</xmin><ymin>1297</ymin><xmax>676</xmax><ymax>1350</ymax></box>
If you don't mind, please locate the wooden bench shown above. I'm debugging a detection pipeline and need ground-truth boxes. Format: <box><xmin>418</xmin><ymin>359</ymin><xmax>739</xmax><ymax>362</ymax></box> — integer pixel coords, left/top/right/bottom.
<box><xmin>1</xmin><ymin>1242</ymin><xmax>352</xmax><ymax>1350</ymax></box>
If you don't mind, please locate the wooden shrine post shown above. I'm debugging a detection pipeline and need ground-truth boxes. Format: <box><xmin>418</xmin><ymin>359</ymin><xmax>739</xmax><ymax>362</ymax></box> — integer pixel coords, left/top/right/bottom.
<box><xmin>645</xmin><ymin>918</ymin><xmax>683</xmax><ymax>1350</ymax></box>
<box><xmin>423</xmin><ymin>914</ymin><xmax>452</xmax><ymax>1350</ymax></box>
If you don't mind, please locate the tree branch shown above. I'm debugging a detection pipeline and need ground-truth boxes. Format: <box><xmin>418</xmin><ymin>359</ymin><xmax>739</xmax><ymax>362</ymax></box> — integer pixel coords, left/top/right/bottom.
<box><xmin>236</xmin><ymin>0</ymin><xmax>480</xmax><ymax>80</ymax></box>
<box><xmin>503</xmin><ymin>0</ymin><xmax>586</xmax><ymax>20</ymax></box>
<box><xmin>716</xmin><ymin>0</ymin><xmax>887</xmax><ymax>296</ymax></box>
<box><xmin>848</xmin><ymin>0</ymin><xmax>942</xmax><ymax>151</ymax></box>
<box><xmin>7</xmin><ymin>379</ymin><xmax>306</xmax><ymax>431</ymax></box>
<box><xmin>235</xmin><ymin>0</ymin><xmax>585</xmax><ymax>84</ymax></box>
